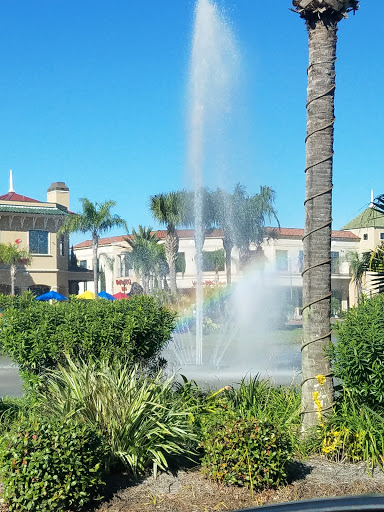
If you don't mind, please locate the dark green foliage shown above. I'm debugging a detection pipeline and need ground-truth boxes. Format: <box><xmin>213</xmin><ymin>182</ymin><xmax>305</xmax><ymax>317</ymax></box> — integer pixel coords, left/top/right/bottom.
<box><xmin>200</xmin><ymin>415</ymin><xmax>291</xmax><ymax>490</ymax></box>
<box><xmin>331</xmin><ymin>295</ymin><xmax>384</xmax><ymax>408</ymax></box>
<box><xmin>0</xmin><ymin>294</ymin><xmax>176</xmax><ymax>378</ymax></box>
<box><xmin>0</xmin><ymin>416</ymin><xmax>105</xmax><ymax>511</ymax></box>
<box><xmin>0</xmin><ymin>397</ymin><xmax>29</xmax><ymax>432</ymax></box>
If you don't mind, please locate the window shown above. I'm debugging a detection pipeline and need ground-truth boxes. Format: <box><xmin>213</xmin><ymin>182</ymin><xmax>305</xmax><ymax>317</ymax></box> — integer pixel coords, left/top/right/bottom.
<box><xmin>176</xmin><ymin>252</ymin><xmax>186</xmax><ymax>273</ymax></box>
<box><xmin>363</xmin><ymin>233</ymin><xmax>368</xmax><ymax>240</ymax></box>
<box><xmin>202</xmin><ymin>250</ymin><xmax>225</xmax><ymax>272</ymax></box>
<box><xmin>29</xmin><ymin>230</ymin><xmax>48</xmax><ymax>254</ymax></box>
<box><xmin>331</xmin><ymin>251</ymin><xmax>340</xmax><ymax>274</ymax></box>
<box><xmin>276</xmin><ymin>250</ymin><xmax>288</xmax><ymax>272</ymax></box>
<box><xmin>380</xmin><ymin>233</ymin><xmax>384</xmax><ymax>240</ymax></box>
<box><xmin>79</xmin><ymin>260</ymin><xmax>87</xmax><ymax>268</ymax></box>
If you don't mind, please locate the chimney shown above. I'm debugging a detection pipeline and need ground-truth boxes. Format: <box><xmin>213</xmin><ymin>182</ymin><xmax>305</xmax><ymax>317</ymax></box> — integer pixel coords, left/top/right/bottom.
<box><xmin>47</xmin><ymin>182</ymin><xmax>70</xmax><ymax>210</ymax></box>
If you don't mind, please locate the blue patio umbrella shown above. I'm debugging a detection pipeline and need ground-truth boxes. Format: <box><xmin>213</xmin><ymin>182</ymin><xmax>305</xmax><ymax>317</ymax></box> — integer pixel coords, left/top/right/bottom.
<box><xmin>98</xmin><ymin>290</ymin><xmax>116</xmax><ymax>300</ymax></box>
<box><xmin>35</xmin><ymin>290</ymin><xmax>67</xmax><ymax>301</ymax></box>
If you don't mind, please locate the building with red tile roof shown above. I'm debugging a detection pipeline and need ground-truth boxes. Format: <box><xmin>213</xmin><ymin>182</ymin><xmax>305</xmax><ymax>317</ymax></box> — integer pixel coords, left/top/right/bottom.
<box><xmin>0</xmin><ymin>174</ymin><xmax>92</xmax><ymax>296</ymax></box>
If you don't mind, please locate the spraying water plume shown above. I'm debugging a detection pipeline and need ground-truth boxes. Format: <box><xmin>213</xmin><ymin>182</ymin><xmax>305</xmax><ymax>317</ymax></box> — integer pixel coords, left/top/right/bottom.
<box><xmin>188</xmin><ymin>0</ymin><xmax>239</xmax><ymax>364</ymax></box>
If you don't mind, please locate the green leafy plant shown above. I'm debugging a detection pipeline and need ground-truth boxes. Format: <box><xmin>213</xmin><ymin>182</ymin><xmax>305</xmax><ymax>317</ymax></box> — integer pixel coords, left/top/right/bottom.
<box><xmin>0</xmin><ymin>397</ymin><xmax>30</xmax><ymax>432</ymax></box>
<box><xmin>320</xmin><ymin>391</ymin><xmax>384</xmax><ymax>472</ymax></box>
<box><xmin>0</xmin><ymin>294</ymin><xmax>176</xmax><ymax>383</ymax></box>
<box><xmin>200</xmin><ymin>415</ymin><xmax>292</xmax><ymax>490</ymax></box>
<box><xmin>330</xmin><ymin>294</ymin><xmax>384</xmax><ymax>409</ymax></box>
<box><xmin>220</xmin><ymin>376</ymin><xmax>302</xmax><ymax>454</ymax></box>
<box><xmin>0</xmin><ymin>416</ymin><xmax>105</xmax><ymax>511</ymax></box>
<box><xmin>36</xmin><ymin>357</ymin><xmax>198</xmax><ymax>477</ymax></box>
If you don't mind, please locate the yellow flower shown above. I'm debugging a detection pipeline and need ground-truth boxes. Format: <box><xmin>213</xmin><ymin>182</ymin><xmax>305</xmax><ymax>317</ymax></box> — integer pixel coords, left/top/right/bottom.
<box><xmin>316</xmin><ymin>374</ymin><xmax>326</xmax><ymax>386</ymax></box>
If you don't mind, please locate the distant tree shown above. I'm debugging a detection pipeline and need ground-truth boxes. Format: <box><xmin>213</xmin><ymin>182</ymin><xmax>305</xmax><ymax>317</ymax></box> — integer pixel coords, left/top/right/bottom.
<box><xmin>58</xmin><ymin>199</ymin><xmax>127</xmax><ymax>296</ymax></box>
<box><xmin>232</xmin><ymin>184</ymin><xmax>279</xmax><ymax>268</ymax></box>
<box><xmin>347</xmin><ymin>251</ymin><xmax>370</xmax><ymax>301</ymax></box>
<box><xmin>150</xmin><ymin>192</ymin><xmax>186</xmax><ymax>294</ymax></box>
<box><xmin>203</xmin><ymin>249</ymin><xmax>225</xmax><ymax>282</ymax></box>
<box><xmin>213</xmin><ymin>188</ymin><xmax>235</xmax><ymax>284</ymax></box>
<box><xmin>125</xmin><ymin>226</ymin><xmax>160</xmax><ymax>293</ymax></box>
<box><xmin>0</xmin><ymin>242</ymin><xmax>31</xmax><ymax>296</ymax></box>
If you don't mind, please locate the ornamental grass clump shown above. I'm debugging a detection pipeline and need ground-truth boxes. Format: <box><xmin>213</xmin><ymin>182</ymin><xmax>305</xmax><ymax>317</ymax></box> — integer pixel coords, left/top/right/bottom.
<box><xmin>37</xmin><ymin>357</ymin><xmax>198</xmax><ymax>477</ymax></box>
<box><xmin>0</xmin><ymin>416</ymin><xmax>105</xmax><ymax>512</ymax></box>
<box><xmin>200</xmin><ymin>416</ymin><xmax>292</xmax><ymax>490</ymax></box>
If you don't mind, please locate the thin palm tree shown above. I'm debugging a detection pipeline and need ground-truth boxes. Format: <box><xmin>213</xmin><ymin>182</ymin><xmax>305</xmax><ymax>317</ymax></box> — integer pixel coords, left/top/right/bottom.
<box><xmin>0</xmin><ymin>242</ymin><xmax>31</xmax><ymax>295</ymax></box>
<box><xmin>292</xmin><ymin>0</ymin><xmax>359</xmax><ymax>428</ymax></box>
<box><xmin>150</xmin><ymin>192</ymin><xmax>186</xmax><ymax>294</ymax></box>
<box><xmin>213</xmin><ymin>188</ymin><xmax>235</xmax><ymax>284</ymax></box>
<box><xmin>347</xmin><ymin>251</ymin><xmax>369</xmax><ymax>302</ymax></box>
<box><xmin>58</xmin><ymin>199</ymin><xmax>127</xmax><ymax>296</ymax></box>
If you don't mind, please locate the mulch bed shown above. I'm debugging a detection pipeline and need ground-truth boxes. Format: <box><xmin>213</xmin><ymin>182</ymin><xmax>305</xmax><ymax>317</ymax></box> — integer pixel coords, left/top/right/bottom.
<box><xmin>95</xmin><ymin>456</ymin><xmax>384</xmax><ymax>512</ymax></box>
<box><xmin>0</xmin><ymin>456</ymin><xmax>382</xmax><ymax>511</ymax></box>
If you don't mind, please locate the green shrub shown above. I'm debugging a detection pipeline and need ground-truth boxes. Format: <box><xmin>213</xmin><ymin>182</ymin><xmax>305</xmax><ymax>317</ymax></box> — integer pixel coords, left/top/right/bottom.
<box><xmin>0</xmin><ymin>294</ymin><xmax>176</xmax><ymax>379</ymax></box>
<box><xmin>0</xmin><ymin>397</ymin><xmax>30</xmax><ymax>432</ymax></box>
<box><xmin>0</xmin><ymin>416</ymin><xmax>105</xmax><ymax>511</ymax></box>
<box><xmin>209</xmin><ymin>376</ymin><xmax>302</xmax><ymax>454</ymax></box>
<box><xmin>331</xmin><ymin>294</ymin><xmax>384</xmax><ymax>409</ymax></box>
<box><xmin>320</xmin><ymin>391</ymin><xmax>384</xmax><ymax>472</ymax></box>
<box><xmin>201</xmin><ymin>415</ymin><xmax>292</xmax><ymax>490</ymax></box>
<box><xmin>37</xmin><ymin>357</ymin><xmax>198</xmax><ymax>477</ymax></box>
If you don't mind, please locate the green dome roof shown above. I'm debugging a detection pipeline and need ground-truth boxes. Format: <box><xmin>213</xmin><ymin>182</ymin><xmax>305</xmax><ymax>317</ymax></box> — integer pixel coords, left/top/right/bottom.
<box><xmin>342</xmin><ymin>207</ymin><xmax>384</xmax><ymax>230</ymax></box>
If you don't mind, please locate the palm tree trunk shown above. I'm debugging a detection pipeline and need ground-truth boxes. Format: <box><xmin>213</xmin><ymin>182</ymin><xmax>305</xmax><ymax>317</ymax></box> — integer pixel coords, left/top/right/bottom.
<box><xmin>10</xmin><ymin>264</ymin><xmax>16</xmax><ymax>296</ymax></box>
<box><xmin>165</xmin><ymin>228</ymin><xmax>179</xmax><ymax>295</ymax></box>
<box><xmin>301</xmin><ymin>18</ymin><xmax>336</xmax><ymax>428</ymax></box>
<box><xmin>223</xmin><ymin>237</ymin><xmax>233</xmax><ymax>285</ymax></box>
<box><xmin>92</xmin><ymin>231</ymin><xmax>99</xmax><ymax>297</ymax></box>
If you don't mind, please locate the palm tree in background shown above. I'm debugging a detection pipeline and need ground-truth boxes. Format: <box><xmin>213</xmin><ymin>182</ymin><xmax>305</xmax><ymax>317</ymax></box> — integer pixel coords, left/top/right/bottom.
<box><xmin>150</xmin><ymin>192</ymin><xmax>186</xmax><ymax>294</ymax></box>
<box><xmin>0</xmin><ymin>242</ymin><xmax>31</xmax><ymax>296</ymax></box>
<box><xmin>125</xmin><ymin>226</ymin><xmax>161</xmax><ymax>293</ymax></box>
<box><xmin>347</xmin><ymin>251</ymin><xmax>370</xmax><ymax>301</ymax></box>
<box><xmin>292</xmin><ymin>0</ymin><xmax>359</xmax><ymax>428</ymax></box>
<box><xmin>232</xmin><ymin>184</ymin><xmax>279</xmax><ymax>268</ymax></box>
<box><xmin>213</xmin><ymin>188</ymin><xmax>236</xmax><ymax>284</ymax></box>
<box><xmin>58</xmin><ymin>199</ymin><xmax>127</xmax><ymax>296</ymax></box>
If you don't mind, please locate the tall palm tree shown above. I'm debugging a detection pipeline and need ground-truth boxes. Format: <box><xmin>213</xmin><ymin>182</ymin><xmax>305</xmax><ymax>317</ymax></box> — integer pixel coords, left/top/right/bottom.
<box><xmin>292</xmin><ymin>0</ymin><xmax>359</xmax><ymax>428</ymax></box>
<box><xmin>150</xmin><ymin>192</ymin><xmax>186</xmax><ymax>294</ymax></box>
<box><xmin>0</xmin><ymin>242</ymin><xmax>31</xmax><ymax>295</ymax></box>
<box><xmin>58</xmin><ymin>199</ymin><xmax>127</xmax><ymax>296</ymax></box>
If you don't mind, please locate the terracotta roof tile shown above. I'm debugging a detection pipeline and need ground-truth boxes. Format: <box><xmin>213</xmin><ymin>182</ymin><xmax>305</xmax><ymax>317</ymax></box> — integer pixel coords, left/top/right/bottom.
<box><xmin>0</xmin><ymin>191</ymin><xmax>40</xmax><ymax>202</ymax></box>
<box><xmin>74</xmin><ymin>227</ymin><xmax>359</xmax><ymax>248</ymax></box>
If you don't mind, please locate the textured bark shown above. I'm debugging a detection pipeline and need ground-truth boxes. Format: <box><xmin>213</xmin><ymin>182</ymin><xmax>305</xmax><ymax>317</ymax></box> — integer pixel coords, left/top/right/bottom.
<box><xmin>92</xmin><ymin>231</ymin><xmax>99</xmax><ymax>297</ymax></box>
<box><xmin>223</xmin><ymin>237</ymin><xmax>233</xmax><ymax>285</ymax></box>
<box><xmin>165</xmin><ymin>228</ymin><xmax>179</xmax><ymax>295</ymax></box>
<box><xmin>301</xmin><ymin>19</ymin><xmax>336</xmax><ymax>428</ymax></box>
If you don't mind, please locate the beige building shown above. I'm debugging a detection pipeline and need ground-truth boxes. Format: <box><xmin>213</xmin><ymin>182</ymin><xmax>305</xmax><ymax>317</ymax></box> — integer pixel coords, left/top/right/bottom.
<box><xmin>0</xmin><ymin>179</ymin><xmax>92</xmax><ymax>296</ymax></box>
<box><xmin>74</xmin><ymin>226</ymin><xmax>362</xmax><ymax>312</ymax></box>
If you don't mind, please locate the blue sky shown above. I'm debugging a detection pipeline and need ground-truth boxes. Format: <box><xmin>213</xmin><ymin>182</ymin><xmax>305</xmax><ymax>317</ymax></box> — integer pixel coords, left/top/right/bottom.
<box><xmin>0</xmin><ymin>1</ymin><xmax>380</xmax><ymax>245</ymax></box>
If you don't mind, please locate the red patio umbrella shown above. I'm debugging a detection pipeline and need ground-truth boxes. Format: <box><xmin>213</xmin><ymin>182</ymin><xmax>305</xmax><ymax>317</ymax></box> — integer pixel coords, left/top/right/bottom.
<box><xmin>113</xmin><ymin>292</ymin><xmax>130</xmax><ymax>300</ymax></box>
